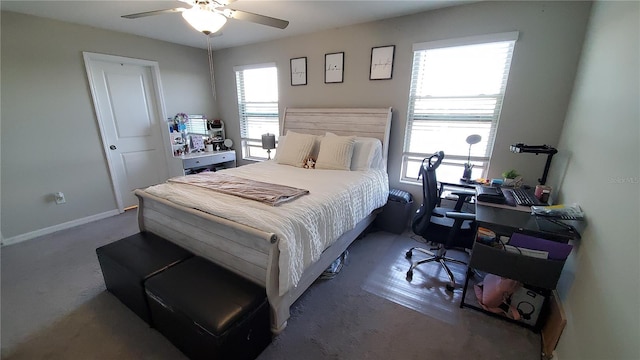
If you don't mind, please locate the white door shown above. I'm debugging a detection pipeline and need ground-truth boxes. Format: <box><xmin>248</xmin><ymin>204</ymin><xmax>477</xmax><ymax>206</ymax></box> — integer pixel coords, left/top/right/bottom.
<box><xmin>84</xmin><ymin>53</ymin><xmax>169</xmax><ymax>211</ymax></box>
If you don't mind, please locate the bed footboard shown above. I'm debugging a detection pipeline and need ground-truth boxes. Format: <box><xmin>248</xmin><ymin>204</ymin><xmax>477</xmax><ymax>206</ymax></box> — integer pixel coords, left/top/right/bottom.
<box><xmin>135</xmin><ymin>190</ymin><xmax>377</xmax><ymax>334</ymax></box>
<box><xmin>135</xmin><ymin>191</ymin><xmax>287</xmax><ymax>329</ymax></box>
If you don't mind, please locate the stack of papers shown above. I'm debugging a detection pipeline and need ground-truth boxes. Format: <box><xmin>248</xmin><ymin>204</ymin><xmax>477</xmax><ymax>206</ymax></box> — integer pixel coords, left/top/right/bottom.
<box><xmin>531</xmin><ymin>203</ymin><xmax>585</xmax><ymax>220</ymax></box>
<box><xmin>503</xmin><ymin>245</ymin><xmax>549</xmax><ymax>259</ymax></box>
<box><xmin>508</xmin><ymin>233</ymin><xmax>573</xmax><ymax>260</ymax></box>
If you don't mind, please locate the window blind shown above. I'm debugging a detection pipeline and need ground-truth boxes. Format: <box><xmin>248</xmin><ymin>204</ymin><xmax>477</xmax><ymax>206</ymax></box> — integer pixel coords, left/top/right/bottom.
<box><xmin>234</xmin><ymin>63</ymin><xmax>279</xmax><ymax>159</ymax></box>
<box><xmin>402</xmin><ymin>32</ymin><xmax>518</xmax><ymax>182</ymax></box>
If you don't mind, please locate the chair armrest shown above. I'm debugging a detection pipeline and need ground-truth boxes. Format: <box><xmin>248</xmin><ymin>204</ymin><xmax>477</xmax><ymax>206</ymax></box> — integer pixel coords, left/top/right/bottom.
<box><xmin>451</xmin><ymin>190</ymin><xmax>476</xmax><ymax>211</ymax></box>
<box><xmin>451</xmin><ymin>189</ymin><xmax>476</xmax><ymax>198</ymax></box>
<box><xmin>445</xmin><ymin>211</ymin><xmax>476</xmax><ymax>221</ymax></box>
<box><xmin>443</xmin><ymin>211</ymin><xmax>476</xmax><ymax>249</ymax></box>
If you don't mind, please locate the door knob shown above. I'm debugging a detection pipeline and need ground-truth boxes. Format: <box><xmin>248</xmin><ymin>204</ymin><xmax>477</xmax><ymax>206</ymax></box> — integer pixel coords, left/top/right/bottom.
<box><xmin>110</xmin><ymin>145</ymin><xmax>117</xmax><ymax>150</ymax></box>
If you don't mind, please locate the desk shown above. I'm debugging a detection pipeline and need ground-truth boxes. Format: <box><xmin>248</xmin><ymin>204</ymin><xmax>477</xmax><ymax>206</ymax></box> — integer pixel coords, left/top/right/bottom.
<box><xmin>475</xmin><ymin>201</ymin><xmax>582</xmax><ymax>242</ymax></box>
<box><xmin>460</xmin><ymin>198</ymin><xmax>582</xmax><ymax>330</ymax></box>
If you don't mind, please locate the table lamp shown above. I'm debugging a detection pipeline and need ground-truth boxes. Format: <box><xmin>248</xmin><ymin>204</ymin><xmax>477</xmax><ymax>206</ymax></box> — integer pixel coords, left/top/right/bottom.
<box><xmin>509</xmin><ymin>143</ymin><xmax>558</xmax><ymax>185</ymax></box>
<box><xmin>261</xmin><ymin>133</ymin><xmax>276</xmax><ymax>160</ymax></box>
<box><xmin>462</xmin><ymin>134</ymin><xmax>482</xmax><ymax>182</ymax></box>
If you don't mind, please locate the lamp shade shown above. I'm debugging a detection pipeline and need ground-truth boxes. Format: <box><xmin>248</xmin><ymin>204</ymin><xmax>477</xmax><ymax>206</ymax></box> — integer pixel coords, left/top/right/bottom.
<box><xmin>261</xmin><ymin>133</ymin><xmax>276</xmax><ymax>150</ymax></box>
<box><xmin>182</xmin><ymin>8</ymin><xmax>227</xmax><ymax>35</ymax></box>
<box><xmin>466</xmin><ymin>134</ymin><xmax>482</xmax><ymax>145</ymax></box>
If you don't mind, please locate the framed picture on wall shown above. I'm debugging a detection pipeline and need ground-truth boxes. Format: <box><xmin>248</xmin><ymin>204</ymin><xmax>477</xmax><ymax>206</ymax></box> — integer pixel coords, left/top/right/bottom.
<box><xmin>290</xmin><ymin>57</ymin><xmax>307</xmax><ymax>86</ymax></box>
<box><xmin>325</xmin><ymin>52</ymin><xmax>344</xmax><ymax>83</ymax></box>
<box><xmin>369</xmin><ymin>45</ymin><xmax>395</xmax><ymax>80</ymax></box>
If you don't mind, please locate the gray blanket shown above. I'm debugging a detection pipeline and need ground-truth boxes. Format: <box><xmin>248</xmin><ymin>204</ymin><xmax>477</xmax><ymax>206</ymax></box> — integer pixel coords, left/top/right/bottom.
<box><xmin>168</xmin><ymin>172</ymin><xmax>309</xmax><ymax>206</ymax></box>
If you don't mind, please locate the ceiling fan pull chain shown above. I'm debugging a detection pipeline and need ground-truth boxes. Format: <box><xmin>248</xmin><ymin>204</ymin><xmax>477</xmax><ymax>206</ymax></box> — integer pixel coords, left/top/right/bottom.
<box><xmin>207</xmin><ymin>35</ymin><xmax>217</xmax><ymax>101</ymax></box>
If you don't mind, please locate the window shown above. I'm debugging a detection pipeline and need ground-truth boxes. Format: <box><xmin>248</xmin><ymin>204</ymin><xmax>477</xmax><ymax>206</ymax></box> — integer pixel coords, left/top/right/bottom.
<box><xmin>402</xmin><ymin>32</ymin><xmax>518</xmax><ymax>184</ymax></box>
<box><xmin>234</xmin><ymin>63</ymin><xmax>279</xmax><ymax>160</ymax></box>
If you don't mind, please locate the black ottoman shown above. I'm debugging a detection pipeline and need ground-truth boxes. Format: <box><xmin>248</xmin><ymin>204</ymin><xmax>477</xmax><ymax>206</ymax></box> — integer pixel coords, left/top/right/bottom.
<box><xmin>96</xmin><ymin>232</ymin><xmax>192</xmax><ymax>324</ymax></box>
<box><xmin>145</xmin><ymin>257</ymin><xmax>272</xmax><ymax>360</ymax></box>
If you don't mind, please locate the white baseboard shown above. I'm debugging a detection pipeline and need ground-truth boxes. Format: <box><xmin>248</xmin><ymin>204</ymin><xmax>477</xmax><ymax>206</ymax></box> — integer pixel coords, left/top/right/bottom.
<box><xmin>1</xmin><ymin>210</ymin><xmax>120</xmax><ymax>247</ymax></box>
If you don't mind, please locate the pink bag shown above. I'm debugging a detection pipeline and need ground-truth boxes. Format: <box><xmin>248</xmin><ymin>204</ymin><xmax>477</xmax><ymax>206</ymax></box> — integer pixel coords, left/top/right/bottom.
<box><xmin>474</xmin><ymin>274</ymin><xmax>522</xmax><ymax>320</ymax></box>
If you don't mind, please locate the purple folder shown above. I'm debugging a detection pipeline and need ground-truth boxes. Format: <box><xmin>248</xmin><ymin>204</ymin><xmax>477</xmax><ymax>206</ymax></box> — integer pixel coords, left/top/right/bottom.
<box><xmin>509</xmin><ymin>233</ymin><xmax>573</xmax><ymax>260</ymax></box>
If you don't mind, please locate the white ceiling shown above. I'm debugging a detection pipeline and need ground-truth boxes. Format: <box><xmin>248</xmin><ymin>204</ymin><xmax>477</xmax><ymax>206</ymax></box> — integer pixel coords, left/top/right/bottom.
<box><xmin>1</xmin><ymin>0</ymin><xmax>473</xmax><ymax>50</ymax></box>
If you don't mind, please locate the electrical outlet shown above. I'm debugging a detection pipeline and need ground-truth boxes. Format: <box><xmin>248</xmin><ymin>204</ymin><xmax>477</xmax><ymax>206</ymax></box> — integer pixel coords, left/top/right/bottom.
<box><xmin>55</xmin><ymin>192</ymin><xmax>66</xmax><ymax>204</ymax></box>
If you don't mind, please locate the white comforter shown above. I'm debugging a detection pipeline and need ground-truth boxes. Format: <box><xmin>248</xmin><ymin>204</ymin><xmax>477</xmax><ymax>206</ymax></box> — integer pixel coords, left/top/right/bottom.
<box><xmin>143</xmin><ymin>161</ymin><xmax>389</xmax><ymax>295</ymax></box>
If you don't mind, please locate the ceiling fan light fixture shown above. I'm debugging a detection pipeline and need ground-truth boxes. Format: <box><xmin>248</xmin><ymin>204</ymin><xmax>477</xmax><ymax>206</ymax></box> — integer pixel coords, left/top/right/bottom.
<box><xmin>182</xmin><ymin>8</ymin><xmax>227</xmax><ymax>35</ymax></box>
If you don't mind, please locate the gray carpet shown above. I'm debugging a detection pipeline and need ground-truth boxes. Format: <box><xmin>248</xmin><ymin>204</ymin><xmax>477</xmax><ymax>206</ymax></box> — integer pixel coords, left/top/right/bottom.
<box><xmin>1</xmin><ymin>210</ymin><xmax>541</xmax><ymax>359</ymax></box>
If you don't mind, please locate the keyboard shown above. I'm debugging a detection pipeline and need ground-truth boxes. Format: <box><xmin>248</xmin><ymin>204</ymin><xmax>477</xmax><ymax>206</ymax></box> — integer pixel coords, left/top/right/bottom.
<box><xmin>509</xmin><ymin>188</ymin><xmax>541</xmax><ymax>206</ymax></box>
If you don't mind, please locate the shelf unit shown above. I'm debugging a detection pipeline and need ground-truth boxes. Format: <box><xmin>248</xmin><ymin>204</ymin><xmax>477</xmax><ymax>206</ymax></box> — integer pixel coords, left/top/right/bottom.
<box><xmin>167</xmin><ymin>115</ymin><xmax>235</xmax><ymax>174</ymax></box>
<box><xmin>168</xmin><ymin>116</ymin><xmax>230</xmax><ymax>156</ymax></box>
<box><xmin>168</xmin><ymin>115</ymin><xmax>191</xmax><ymax>156</ymax></box>
<box><xmin>169</xmin><ymin>130</ymin><xmax>188</xmax><ymax>156</ymax></box>
<box><xmin>460</xmin><ymin>227</ymin><xmax>568</xmax><ymax>332</ymax></box>
<box><xmin>207</xmin><ymin>119</ymin><xmax>226</xmax><ymax>151</ymax></box>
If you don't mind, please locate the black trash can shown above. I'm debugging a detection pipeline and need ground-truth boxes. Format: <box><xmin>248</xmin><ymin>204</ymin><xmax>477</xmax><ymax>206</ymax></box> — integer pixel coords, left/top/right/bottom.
<box><xmin>375</xmin><ymin>189</ymin><xmax>413</xmax><ymax>234</ymax></box>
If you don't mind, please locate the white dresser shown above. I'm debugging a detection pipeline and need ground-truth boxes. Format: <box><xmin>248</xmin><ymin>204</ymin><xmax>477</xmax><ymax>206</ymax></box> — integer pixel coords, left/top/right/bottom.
<box><xmin>178</xmin><ymin>150</ymin><xmax>236</xmax><ymax>175</ymax></box>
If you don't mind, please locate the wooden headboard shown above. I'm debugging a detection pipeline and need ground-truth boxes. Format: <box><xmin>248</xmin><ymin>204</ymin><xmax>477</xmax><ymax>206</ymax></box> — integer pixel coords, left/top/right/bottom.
<box><xmin>281</xmin><ymin>107</ymin><xmax>393</xmax><ymax>171</ymax></box>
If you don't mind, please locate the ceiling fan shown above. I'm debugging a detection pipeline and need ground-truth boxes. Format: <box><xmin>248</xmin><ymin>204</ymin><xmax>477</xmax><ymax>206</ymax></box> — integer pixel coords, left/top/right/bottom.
<box><xmin>122</xmin><ymin>0</ymin><xmax>289</xmax><ymax>35</ymax></box>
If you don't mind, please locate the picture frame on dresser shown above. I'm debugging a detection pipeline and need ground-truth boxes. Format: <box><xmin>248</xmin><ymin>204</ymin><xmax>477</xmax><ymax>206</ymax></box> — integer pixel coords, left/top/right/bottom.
<box><xmin>290</xmin><ymin>57</ymin><xmax>307</xmax><ymax>86</ymax></box>
<box><xmin>325</xmin><ymin>52</ymin><xmax>344</xmax><ymax>84</ymax></box>
<box><xmin>190</xmin><ymin>134</ymin><xmax>205</xmax><ymax>152</ymax></box>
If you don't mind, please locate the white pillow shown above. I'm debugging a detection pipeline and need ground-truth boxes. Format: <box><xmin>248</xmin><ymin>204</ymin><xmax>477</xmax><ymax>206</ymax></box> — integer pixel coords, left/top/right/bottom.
<box><xmin>315</xmin><ymin>134</ymin><xmax>356</xmax><ymax>170</ymax></box>
<box><xmin>311</xmin><ymin>135</ymin><xmax>323</xmax><ymax>160</ymax></box>
<box><xmin>273</xmin><ymin>135</ymin><xmax>285</xmax><ymax>161</ymax></box>
<box><xmin>350</xmin><ymin>137</ymin><xmax>383</xmax><ymax>171</ymax></box>
<box><xmin>275</xmin><ymin>131</ymin><xmax>316</xmax><ymax>167</ymax></box>
<box><xmin>274</xmin><ymin>134</ymin><xmax>323</xmax><ymax>162</ymax></box>
<box><xmin>325</xmin><ymin>133</ymin><xmax>384</xmax><ymax>171</ymax></box>
<box><xmin>369</xmin><ymin>143</ymin><xmax>384</xmax><ymax>170</ymax></box>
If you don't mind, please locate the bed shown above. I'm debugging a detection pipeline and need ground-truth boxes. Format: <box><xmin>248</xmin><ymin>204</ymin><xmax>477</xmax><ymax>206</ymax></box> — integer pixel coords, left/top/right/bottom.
<box><xmin>134</xmin><ymin>107</ymin><xmax>392</xmax><ymax>333</ymax></box>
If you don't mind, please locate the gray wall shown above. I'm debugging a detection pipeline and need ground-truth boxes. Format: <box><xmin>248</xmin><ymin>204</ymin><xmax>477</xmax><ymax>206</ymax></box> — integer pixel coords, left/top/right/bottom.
<box><xmin>549</xmin><ymin>2</ymin><xmax>639</xmax><ymax>359</ymax></box>
<box><xmin>1</xmin><ymin>2</ymin><xmax>638</xmax><ymax>358</ymax></box>
<box><xmin>213</xmin><ymin>1</ymin><xmax>591</xmax><ymax>203</ymax></box>
<box><xmin>0</xmin><ymin>11</ymin><xmax>215</xmax><ymax>239</ymax></box>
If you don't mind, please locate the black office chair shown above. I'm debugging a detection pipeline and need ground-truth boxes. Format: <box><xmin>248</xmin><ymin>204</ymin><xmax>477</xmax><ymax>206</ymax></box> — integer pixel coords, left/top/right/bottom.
<box><xmin>406</xmin><ymin>151</ymin><xmax>476</xmax><ymax>291</ymax></box>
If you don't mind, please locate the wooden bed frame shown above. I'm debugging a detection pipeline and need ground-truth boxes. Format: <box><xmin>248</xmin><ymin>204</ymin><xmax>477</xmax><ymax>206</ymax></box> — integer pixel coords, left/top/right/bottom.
<box><xmin>135</xmin><ymin>107</ymin><xmax>392</xmax><ymax>333</ymax></box>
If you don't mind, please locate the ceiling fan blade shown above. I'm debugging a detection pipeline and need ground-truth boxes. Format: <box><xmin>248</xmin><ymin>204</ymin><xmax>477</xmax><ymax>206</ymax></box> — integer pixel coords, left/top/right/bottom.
<box><xmin>227</xmin><ymin>9</ymin><xmax>289</xmax><ymax>29</ymax></box>
<box><xmin>122</xmin><ymin>7</ymin><xmax>187</xmax><ymax>19</ymax></box>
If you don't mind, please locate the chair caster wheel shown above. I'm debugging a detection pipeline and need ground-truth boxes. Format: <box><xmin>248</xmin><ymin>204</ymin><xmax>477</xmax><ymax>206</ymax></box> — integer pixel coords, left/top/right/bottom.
<box><xmin>446</xmin><ymin>284</ymin><xmax>455</xmax><ymax>292</ymax></box>
<box><xmin>406</xmin><ymin>270</ymin><xmax>413</xmax><ymax>281</ymax></box>
<box><xmin>405</xmin><ymin>250</ymin><xmax>413</xmax><ymax>259</ymax></box>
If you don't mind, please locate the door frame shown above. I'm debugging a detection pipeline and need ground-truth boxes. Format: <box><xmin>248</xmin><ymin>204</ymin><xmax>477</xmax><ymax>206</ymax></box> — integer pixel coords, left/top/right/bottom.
<box><xmin>83</xmin><ymin>52</ymin><xmax>170</xmax><ymax>212</ymax></box>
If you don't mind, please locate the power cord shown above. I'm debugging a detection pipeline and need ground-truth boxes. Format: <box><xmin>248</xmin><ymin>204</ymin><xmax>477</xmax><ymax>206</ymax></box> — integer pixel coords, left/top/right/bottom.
<box><xmin>516</xmin><ymin>301</ymin><xmax>535</xmax><ymax>320</ymax></box>
<box><xmin>497</xmin><ymin>236</ymin><xmax>523</xmax><ymax>255</ymax></box>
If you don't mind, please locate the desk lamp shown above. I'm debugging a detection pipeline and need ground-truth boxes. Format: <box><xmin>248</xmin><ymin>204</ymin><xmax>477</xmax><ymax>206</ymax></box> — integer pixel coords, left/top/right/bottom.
<box><xmin>509</xmin><ymin>143</ymin><xmax>558</xmax><ymax>185</ymax></box>
<box><xmin>261</xmin><ymin>133</ymin><xmax>276</xmax><ymax>160</ymax></box>
<box><xmin>462</xmin><ymin>134</ymin><xmax>482</xmax><ymax>182</ymax></box>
